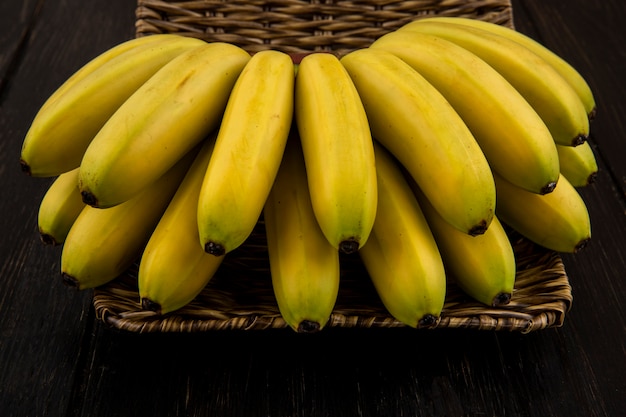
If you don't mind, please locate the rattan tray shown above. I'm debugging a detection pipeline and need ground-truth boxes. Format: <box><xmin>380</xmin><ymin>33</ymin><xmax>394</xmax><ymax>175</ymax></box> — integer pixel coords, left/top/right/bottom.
<box><xmin>92</xmin><ymin>0</ymin><xmax>573</xmax><ymax>333</ymax></box>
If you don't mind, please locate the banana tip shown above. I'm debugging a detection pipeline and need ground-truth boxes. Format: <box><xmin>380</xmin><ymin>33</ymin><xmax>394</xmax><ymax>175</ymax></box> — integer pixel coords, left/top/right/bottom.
<box><xmin>339</xmin><ymin>239</ymin><xmax>360</xmax><ymax>254</ymax></box>
<box><xmin>141</xmin><ymin>298</ymin><xmax>162</xmax><ymax>314</ymax></box>
<box><xmin>571</xmin><ymin>134</ymin><xmax>587</xmax><ymax>147</ymax></box>
<box><xmin>80</xmin><ymin>190</ymin><xmax>99</xmax><ymax>207</ymax></box>
<box><xmin>204</xmin><ymin>241</ymin><xmax>226</xmax><ymax>256</ymax></box>
<box><xmin>61</xmin><ymin>273</ymin><xmax>79</xmax><ymax>289</ymax></box>
<box><xmin>417</xmin><ymin>314</ymin><xmax>438</xmax><ymax>328</ymax></box>
<box><xmin>19</xmin><ymin>159</ymin><xmax>31</xmax><ymax>176</ymax></box>
<box><xmin>39</xmin><ymin>232</ymin><xmax>60</xmax><ymax>246</ymax></box>
<box><xmin>296</xmin><ymin>320</ymin><xmax>322</xmax><ymax>334</ymax></box>
<box><xmin>492</xmin><ymin>292</ymin><xmax>512</xmax><ymax>307</ymax></box>
<box><xmin>468</xmin><ymin>220</ymin><xmax>488</xmax><ymax>236</ymax></box>
<box><xmin>574</xmin><ymin>237</ymin><xmax>591</xmax><ymax>253</ymax></box>
<box><xmin>540</xmin><ymin>181</ymin><xmax>558</xmax><ymax>195</ymax></box>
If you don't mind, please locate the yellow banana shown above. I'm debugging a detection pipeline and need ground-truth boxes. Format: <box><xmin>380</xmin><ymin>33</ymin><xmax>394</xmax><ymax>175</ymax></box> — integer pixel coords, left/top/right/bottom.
<box><xmin>78</xmin><ymin>42</ymin><xmax>251</xmax><ymax>208</ymax></box>
<box><xmin>20</xmin><ymin>34</ymin><xmax>207</xmax><ymax>177</ymax></box>
<box><xmin>411</xmin><ymin>182</ymin><xmax>516</xmax><ymax>307</ymax></box>
<box><xmin>340</xmin><ymin>48</ymin><xmax>495</xmax><ymax>236</ymax></box>
<box><xmin>413</xmin><ymin>16</ymin><xmax>597</xmax><ymax>119</ymax></box>
<box><xmin>139</xmin><ymin>137</ymin><xmax>223</xmax><ymax>315</ymax></box>
<box><xmin>263</xmin><ymin>135</ymin><xmax>340</xmax><ymax>333</ymax></box>
<box><xmin>359</xmin><ymin>142</ymin><xmax>446</xmax><ymax>328</ymax></box>
<box><xmin>494</xmin><ymin>172</ymin><xmax>591</xmax><ymax>253</ymax></box>
<box><xmin>294</xmin><ymin>52</ymin><xmax>378</xmax><ymax>253</ymax></box>
<box><xmin>557</xmin><ymin>141</ymin><xmax>598</xmax><ymax>187</ymax></box>
<box><xmin>61</xmin><ymin>147</ymin><xmax>196</xmax><ymax>290</ymax></box>
<box><xmin>371</xmin><ymin>30</ymin><xmax>560</xmax><ymax>195</ymax></box>
<box><xmin>402</xmin><ymin>21</ymin><xmax>589</xmax><ymax>147</ymax></box>
<box><xmin>37</xmin><ymin>168</ymin><xmax>85</xmax><ymax>245</ymax></box>
<box><xmin>197</xmin><ymin>49</ymin><xmax>294</xmax><ymax>256</ymax></box>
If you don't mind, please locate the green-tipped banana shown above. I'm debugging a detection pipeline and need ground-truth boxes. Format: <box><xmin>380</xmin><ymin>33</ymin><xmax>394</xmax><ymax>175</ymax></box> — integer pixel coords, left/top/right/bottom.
<box><xmin>20</xmin><ymin>34</ymin><xmax>207</xmax><ymax>177</ymax></box>
<box><xmin>413</xmin><ymin>16</ymin><xmax>597</xmax><ymax>119</ymax></box>
<box><xmin>78</xmin><ymin>42</ymin><xmax>251</xmax><ymax>208</ymax></box>
<box><xmin>411</xmin><ymin>182</ymin><xmax>516</xmax><ymax>307</ymax></box>
<box><xmin>295</xmin><ymin>52</ymin><xmax>378</xmax><ymax>253</ymax></box>
<box><xmin>61</xmin><ymin>148</ymin><xmax>196</xmax><ymax>290</ymax></box>
<box><xmin>197</xmin><ymin>50</ymin><xmax>294</xmax><ymax>256</ymax></box>
<box><xmin>371</xmin><ymin>30</ymin><xmax>560</xmax><ymax>195</ymax></box>
<box><xmin>557</xmin><ymin>142</ymin><xmax>598</xmax><ymax>187</ymax></box>
<box><xmin>402</xmin><ymin>20</ymin><xmax>589</xmax><ymax>146</ymax></box>
<box><xmin>139</xmin><ymin>137</ymin><xmax>223</xmax><ymax>315</ymax></box>
<box><xmin>37</xmin><ymin>168</ymin><xmax>85</xmax><ymax>245</ymax></box>
<box><xmin>494</xmin><ymin>173</ymin><xmax>591</xmax><ymax>253</ymax></box>
<box><xmin>359</xmin><ymin>142</ymin><xmax>446</xmax><ymax>328</ymax></box>
<box><xmin>340</xmin><ymin>48</ymin><xmax>494</xmax><ymax>236</ymax></box>
<box><xmin>264</xmin><ymin>136</ymin><xmax>340</xmax><ymax>333</ymax></box>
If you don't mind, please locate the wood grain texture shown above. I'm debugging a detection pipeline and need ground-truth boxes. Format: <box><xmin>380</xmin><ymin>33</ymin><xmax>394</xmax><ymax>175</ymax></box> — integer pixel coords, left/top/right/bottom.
<box><xmin>0</xmin><ymin>1</ymin><xmax>624</xmax><ymax>416</ymax></box>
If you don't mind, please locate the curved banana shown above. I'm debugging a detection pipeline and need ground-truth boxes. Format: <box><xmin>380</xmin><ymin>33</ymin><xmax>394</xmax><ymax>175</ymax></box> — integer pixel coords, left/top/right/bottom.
<box><xmin>359</xmin><ymin>142</ymin><xmax>446</xmax><ymax>328</ymax></box>
<box><xmin>295</xmin><ymin>52</ymin><xmax>378</xmax><ymax>253</ymax></box>
<box><xmin>78</xmin><ymin>42</ymin><xmax>251</xmax><ymax>208</ymax></box>
<box><xmin>197</xmin><ymin>49</ymin><xmax>294</xmax><ymax>256</ymax></box>
<box><xmin>37</xmin><ymin>168</ymin><xmax>85</xmax><ymax>245</ymax></box>
<box><xmin>411</xmin><ymin>182</ymin><xmax>516</xmax><ymax>307</ymax></box>
<box><xmin>20</xmin><ymin>34</ymin><xmax>207</xmax><ymax>177</ymax></box>
<box><xmin>139</xmin><ymin>137</ymin><xmax>223</xmax><ymax>315</ymax></box>
<box><xmin>371</xmin><ymin>30</ymin><xmax>560</xmax><ymax>195</ymax></box>
<box><xmin>61</xmin><ymin>148</ymin><xmax>196</xmax><ymax>290</ymax></box>
<box><xmin>494</xmin><ymin>172</ymin><xmax>591</xmax><ymax>253</ymax></box>
<box><xmin>402</xmin><ymin>20</ymin><xmax>589</xmax><ymax>147</ymax></box>
<box><xmin>412</xmin><ymin>16</ymin><xmax>597</xmax><ymax>119</ymax></box>
<box><xmin>340</xmin><ymin>48</ymin><xmax>494</xmax><ymax>236</ymax></box>
<box><xmin>264</xmin><ymin>136</ymin><xmax>340</xmax><ymax>333</ymax></box>
<box><xmin>557</xmin><ymin>141</ymin><xmax>598</xmax><ymax>187</ymax></box>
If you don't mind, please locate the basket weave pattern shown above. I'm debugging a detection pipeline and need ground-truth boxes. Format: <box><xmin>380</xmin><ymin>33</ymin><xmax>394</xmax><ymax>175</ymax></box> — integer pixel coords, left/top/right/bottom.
<box><xmin>93</xmin><ymin>0</ymin><xmax>573</xmax><ymax>333</ymax></box>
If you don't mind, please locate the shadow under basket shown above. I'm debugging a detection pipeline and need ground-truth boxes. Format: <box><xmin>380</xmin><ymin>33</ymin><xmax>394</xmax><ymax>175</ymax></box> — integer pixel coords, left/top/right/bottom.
<box><xmin>92</xmin><ymin>0</ymin><xmax>573</xmax><ymax>333</ymax></box>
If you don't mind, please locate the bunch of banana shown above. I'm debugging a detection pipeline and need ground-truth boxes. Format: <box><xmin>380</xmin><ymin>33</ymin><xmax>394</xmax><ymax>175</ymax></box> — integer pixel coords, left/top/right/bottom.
<box><xmin>21</xmin><ymin>15</ymin><xmax>598</xmax><ymax>329</ymax></box>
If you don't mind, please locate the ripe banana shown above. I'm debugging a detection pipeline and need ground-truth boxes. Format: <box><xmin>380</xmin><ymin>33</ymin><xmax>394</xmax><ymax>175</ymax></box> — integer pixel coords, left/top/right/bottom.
<box><xmin>359</xmin><ymin>142</ymin><xmax>446</xmax><ymax>328</ymax></box>
<box><xmin>294</xmin><ymin>52</ymin><xmax>378</xmax><ymax>253</ymax></box>
<box><xmin>20</xmin><ymin>34</ymin><xmax>207</xmax><ymax>177</ymax></box>
<box><xmin>78</xmin><ymin>42</ymin><xmax>251</xmax><ymax>208</ymax></box>
<box><xmin>493</xmin><ymin>172</ymin><xmax>591</xmax><ymax>253</ymax></box>
<box><xmin>61</xmin><ymin>147</ymin><xmax>197</xmax><ymax>290</ymax></box>
<box><xmin>413</xmin><ymin>16</ymin><xmax>597</xmax><ymax>119</ymax></box>
<box><xmin>139</xmin><ymin>137</ymin><xmax>223</xmax><ymax>315</ymax></box>
<box><xmin>197</xmin><ymin>49</ymin><xmax>294</xmax><ymax>256</ymax></box>
<box><xmin>371</xmin><ymin>30</ymin><xmax>560</xmax><ymax>195</ymax></box>
<box><xmin>37</xmin><ymin>168</ymin><xmax>85</xmax><ymax>245</ymax></box>
<box><xmin>410</xmin><ymin>181</ymin><xmax>516</xmax><ymax>307</ymax></box>
<box><xmin>340</xmin><ymin>48</ymin><xmax>495</xmax><ymax>236</ymax></box>
<box><xmin>263</xmin><ymin>136</ymin><xmax>340</xmax><ymax>333</ymax></box>
<box><xmin>402</xmin><ymin>20</ymin><xmax>589</xmax><ymax>147</ymax></box>
<box><xmin>557</xmin><ymin>141</ymin><xmax>598</xmax><ymax>187</ymax></box>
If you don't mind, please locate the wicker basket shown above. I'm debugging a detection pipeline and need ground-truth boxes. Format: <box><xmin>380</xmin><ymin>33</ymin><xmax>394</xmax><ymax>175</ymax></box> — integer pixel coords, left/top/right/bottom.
<box><xmin>93</xmin><ymin>0</ymin><xmax>573</xmax><ymax>333</ymax></box>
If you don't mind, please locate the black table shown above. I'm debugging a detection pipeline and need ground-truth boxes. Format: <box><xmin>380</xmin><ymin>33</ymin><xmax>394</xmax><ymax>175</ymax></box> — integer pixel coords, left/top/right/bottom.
<box><xmin>1</xmin><ymin>1</ymin><xmax>625</xmax><ymax>416</ymax></box>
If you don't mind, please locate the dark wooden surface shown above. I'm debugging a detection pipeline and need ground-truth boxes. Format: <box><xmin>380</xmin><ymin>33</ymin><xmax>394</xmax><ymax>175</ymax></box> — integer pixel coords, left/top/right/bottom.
<box><xmin>1</xmin><ymin>1</ymin><xmax>624</xmax><ymax>416</ymax></box>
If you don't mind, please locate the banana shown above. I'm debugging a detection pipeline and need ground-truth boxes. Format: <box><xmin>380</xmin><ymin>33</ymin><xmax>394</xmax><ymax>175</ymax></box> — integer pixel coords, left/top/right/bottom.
<box><xmin>410</xmin><ymin>181</ymin><xmax>516</xmax><ymax>307</ymax></box>
<box><xmin>557</xmin><ymin>141</ymin><xmax>598</xmax><ymax>187</ymax></box>
<box><xmin>400</xmin><ymin>20</ymin><xmax>589</xmax><ymax>147</ymax></box>
<box><xmin>139</xmin><ymin>137</ymin><xmax>223</xmax><ymax>315</ymax></box>
<box><xmin>493</xmin><ymin>172</ymin><xmax>591</xmax><ymax>253</ymax></box>
<box><xmin>340</xmin><ymin>48</ymin><xmax>495</xmax><ymax>236</ymax></box>
<box><xmin>78</xmin><ymin>42</ymin><xmax>251</xmax><ymax>208</ymax></box>
<box><xmin>412</xmin><ymin>16</ymin><xmax>597</xmax><ymax>119</ymax></box>
<box><xmin>263</xmin><ymin>135</ymin><xmax>340</xmax><ymax>333</ymax></box>
<box><xmin>20</xmin><ymin>34</ymin><xmax>207</xmax><ymax>177</ymax></box>
<box><xmin>197</xmin><ymin>49</ymin><xmax>294</xmax><ymax>256</ymax></box>
<box><xmin>61</xmin><ymin>147</ymin><xmax>197</xmax><ymax>290</ymax></box>
<box><xmin>371</xmin><ymin>30</ymin><xmax>560</xmax><ymax>195</ymax></box>
<box><xmin>37</xmin><ymin>168</ymin><xmax>85</xmax><ymax>245</ymax></box>
<box><xmin>294</xmin><ymin>52</ymin><xmax>378</xmax><ymax>253</ymax></box>
<box><xmin>358</xmin><ymin>142</ymin><xmax>446</xmax><ymax>328</ymax></box>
